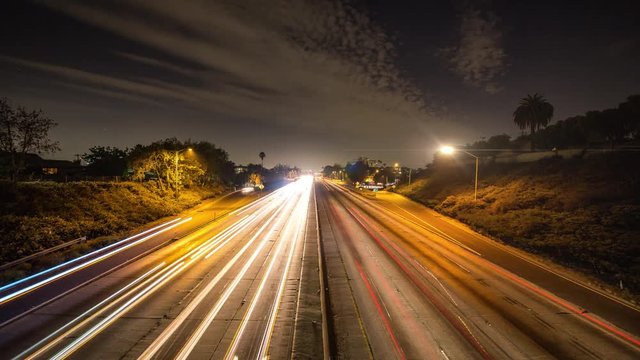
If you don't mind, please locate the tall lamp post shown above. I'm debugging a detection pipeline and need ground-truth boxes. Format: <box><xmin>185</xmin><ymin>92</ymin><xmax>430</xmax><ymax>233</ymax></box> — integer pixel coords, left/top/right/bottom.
<box><xmin>174</xmin><ymin>147</ymin><xmax>193</xmax><ymax>195</ymax></box>
<box><xmin>440</xmin><ymin>145</ymin><xmax>479</xmax><ymax>200</ymax></box>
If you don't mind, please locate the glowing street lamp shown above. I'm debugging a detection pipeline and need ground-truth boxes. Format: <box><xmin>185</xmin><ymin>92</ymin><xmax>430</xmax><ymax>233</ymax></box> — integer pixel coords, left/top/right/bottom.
<box><xmin>440</xmin><ymin>145</ymin><xmax>455</xmax><ymax>155</ymax></box>
<box><xmin>439</xmin><ymin>146</ymin><xmax>479</xmax><ymax>200</ymax></box>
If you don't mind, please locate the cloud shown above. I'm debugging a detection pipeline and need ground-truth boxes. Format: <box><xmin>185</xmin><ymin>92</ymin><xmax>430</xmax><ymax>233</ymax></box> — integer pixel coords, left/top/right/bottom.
<box><xmin>439</xmin><ymin>7</ymin><xmax>507</xmax><ymax>93</ymax></box>
<box><xmin>32</xmin><ymin>0</ymin><xmax>430</xmax><ymax>140</ymax></box>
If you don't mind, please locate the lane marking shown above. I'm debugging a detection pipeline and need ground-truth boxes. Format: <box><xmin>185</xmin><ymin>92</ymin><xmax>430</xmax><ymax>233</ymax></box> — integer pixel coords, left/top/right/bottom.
<box><xmin>354</xmin><ymin>259</ymin><xmax>406</xmax><ymax>360</ymax></box>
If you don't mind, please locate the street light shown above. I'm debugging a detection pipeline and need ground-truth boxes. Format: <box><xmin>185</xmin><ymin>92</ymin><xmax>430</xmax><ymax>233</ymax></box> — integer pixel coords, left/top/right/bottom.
<box><xmin>174</xmin><ymin>148</ymin><xmax>193</xmax><ymax>195</ymax></box>
<box><xmin>439</xmin><ymin>146</ymin><xmax>479</xmax><ymax>200</ymax></box>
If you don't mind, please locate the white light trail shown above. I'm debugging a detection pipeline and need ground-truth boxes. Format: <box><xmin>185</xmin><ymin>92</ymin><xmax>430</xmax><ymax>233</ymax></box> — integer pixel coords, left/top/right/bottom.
<box><xmin>20</xmin><ymin>182</ymin><xmax>300</xmax><ymax>359</ymax></box>
<box><xmin>50</xmin><ymin>262</ymin><xmax>188</xmax><ymax>360</ymax></box>
<box><xmin>0</xmin><ymin>217</ymin><xmax>192</xmax><ymax>305</ymax></box>
<box><xmin>18</xmin><ymin>262</ymin><xmax>166</xmax><ymax>360</ymax></box>
<box><xmin>171</xmin><ymin>186</ymin><xmax>304</xmax><ymax>360</ymax></box>
<box><xmin>0</xmin><ymin>218</ymin><xmax>183</xmax><ymax>293</ymax></box>
<box><xmin>237</xmin><ymin>183</ymin><xmax>310</xmax><ymax>360</ymax></box>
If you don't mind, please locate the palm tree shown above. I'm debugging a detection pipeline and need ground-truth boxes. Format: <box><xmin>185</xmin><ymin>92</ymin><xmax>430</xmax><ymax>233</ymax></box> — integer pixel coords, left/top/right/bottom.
<box><xmin>259</xmin><ymin>151</ymin><xmax>265</xmax><ymax>168</ymax></box>
<box><xmin>513</xmin><ymin>93</ymin><xmax>554</xmax><ymax>150</ymax></box>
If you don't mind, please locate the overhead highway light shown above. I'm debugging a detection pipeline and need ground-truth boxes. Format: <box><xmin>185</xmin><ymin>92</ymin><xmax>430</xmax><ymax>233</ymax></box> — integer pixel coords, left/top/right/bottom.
<box><xmin>439</xmin><ymin>145</ymin><xmax>455</xmax><ymax>155</ymax></box>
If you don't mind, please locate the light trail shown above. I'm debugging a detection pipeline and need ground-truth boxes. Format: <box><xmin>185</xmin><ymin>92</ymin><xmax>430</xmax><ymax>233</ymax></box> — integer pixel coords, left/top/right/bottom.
<box><xmin>171</xmin><ymin>183</ymin><xmax>306</xmax><ymax>360</ymax></box>
<box><xmin>50</xmin><ymin>261</ymin><xmax>189</xmax><ymax>360</ymax></box>
<box><xmin>255</xmin><ymin>180</ymin><xmax>310</xmax><ymax>360</ymax></box>
<box><xmin>223</xmin><ymin>216</ymin><xmax>296</xmax><ymax>360</ymax></box>
<box><xmin>229</xmin><ymin>186</ymin><xmax>287</xmax><ymax>216</ymax></box>
<box><xmin>0</xmin><ymin>217</ymin><xmax>192</xmax><ymax>305</ymax></box>
<box><xmin>139</xmin><ymin>184</ymin><xmax>300</xmax><ymax>359</ymax></box>
<box><xmin>23</xmin><ymin>187</ymin><xmax>291</xmax><ymax>358</ymax></box>
<box><xmin>328</xmin><ymin>180</ymin><xmax>640</xmax><ymax>350</ymax></box>
<box><xmin>0</xmin><ymin>217</ymin><xmax>183</xmax><ymax>293</ymax></box>
<box><xmin>171</xmin><ymin>198</ymin><xmax>299</xmax><ymax>360</ymax></box>
<box><xmin>17</xmin><ymin>262</ymin><xmax>166</xmax><ymax>360</ymax></box>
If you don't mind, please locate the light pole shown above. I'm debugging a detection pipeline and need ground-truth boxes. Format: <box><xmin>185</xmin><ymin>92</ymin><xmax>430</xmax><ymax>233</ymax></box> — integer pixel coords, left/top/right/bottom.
<box><xmin>174</xmin><ymin>147</ymin><xmax>193</xmax><ymax>195</ymax></box>
<box><xmin>440</xmin><ymin>146</ymin><xmax>479</xmax><ymax>200</ymax></box>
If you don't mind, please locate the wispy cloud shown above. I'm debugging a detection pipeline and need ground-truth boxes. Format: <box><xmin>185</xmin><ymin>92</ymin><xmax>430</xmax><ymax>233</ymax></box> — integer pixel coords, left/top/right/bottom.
<box><xmin>439</xmin><ymin>6</ymin><xmax>507</xmax><ymax>93</ymax></box>
<box><xmin>26</xmin><ymin>0</ymin><xmax>430</xmax><ymax>140</ymax></box>
<box><xmin>114</xmin><ymin>52</ymin><xmax>197</xmax><ymax>77</ymax></box>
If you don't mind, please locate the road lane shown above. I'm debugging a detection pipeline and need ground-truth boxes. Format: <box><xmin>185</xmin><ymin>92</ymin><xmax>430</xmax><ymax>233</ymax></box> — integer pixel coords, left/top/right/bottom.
<box><xmin>319</xmin><ymin>180</ymin><xmax>640</xmax><ymax>359</ymax></box>
<box><xmin>373</xmin><ymin>189</ymin><xmax>640</xmax><ymax>336</ymax></box>
<box><xmin>1</xmin><ymin>178</ymin><xmax>325</xmax><ymax>360</ymax></box>
<box><xmin>0</xmin><ymin>190</ymin><xmax>260</xmax><ymax>327</ymax></box>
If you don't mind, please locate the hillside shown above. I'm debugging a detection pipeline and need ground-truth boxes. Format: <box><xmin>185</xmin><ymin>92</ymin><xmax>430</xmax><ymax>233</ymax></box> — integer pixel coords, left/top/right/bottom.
<box><xmin>0</xmin><ymin>181</ymin><xmax>225</xmax><ymax>264</ymax></box>
<box><xmin>397</xmin><ymin>152</ymin><xmax>640</xmax><ymax>295</ymax></box>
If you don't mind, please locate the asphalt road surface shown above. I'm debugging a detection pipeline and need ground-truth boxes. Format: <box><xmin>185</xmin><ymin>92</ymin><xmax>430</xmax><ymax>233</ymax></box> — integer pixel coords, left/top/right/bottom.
<box><xmin>0</xmin><ymin>178</ymin><xmax>324</xmax><ymax>359</ymax></box>
<box><xmin>1</xmin><ymin>177</ymin><xmax>639</xmax><ymax>359</ymax></box>
<box><xmin>317</xmin><ymin>180</ymin><xmax>640</xmax><ymax>359</ymax></box>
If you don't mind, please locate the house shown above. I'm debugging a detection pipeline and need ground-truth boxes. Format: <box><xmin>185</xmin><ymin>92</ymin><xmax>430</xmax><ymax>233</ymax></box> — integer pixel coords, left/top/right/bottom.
<box><xmin>0</xmin><ymin>152</ymin><xmax>84</xmax><ymax>180</ymax></box>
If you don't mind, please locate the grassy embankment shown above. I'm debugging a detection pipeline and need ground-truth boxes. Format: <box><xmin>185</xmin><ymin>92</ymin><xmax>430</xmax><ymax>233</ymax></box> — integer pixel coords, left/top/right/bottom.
<box><xmin>397</xmin><ymin>152</ymin><xmax>640</xmax><ymax>296</ymax></box>
<box><xmin>0</xmin><ymin>181</ymin><xmax>225</xmax><ymax>268</ymax></box>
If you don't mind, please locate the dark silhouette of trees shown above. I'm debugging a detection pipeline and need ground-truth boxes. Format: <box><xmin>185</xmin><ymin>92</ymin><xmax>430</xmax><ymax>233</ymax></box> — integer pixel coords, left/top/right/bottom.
<box><xmin>0</xmin><ymin>97</ymin><xmax>60</xmax><ymax>181</ymax></box>
<box><xmin>472</xmin><ymin>94</ymin><xmax>640</xmax><ymax>151</ymax></box>
<box><xmin>191</xmin><ymin>141</ymin><xmax>235</xmax><ymax>185</ymax></box>
<box><xmin>513</xmin><ymin>93</ymin><xmax>554</xmax><ymax>150</ymax></box>
<box><xmin>471</xmin><ymin>134</ymin><xmax>512</xmax><ymax>149</ymax></box>
<box><xmin>619</xmin><ymin>95</ymin><xmax>640</xmax><ymax>139</ymax></box>
<box><xmin>345</xmin><ymin>158</ymin><xmax>368</xmax><ymax>183</ymax></box>
<box><xmin>82</xmin><ymin>146</ymin><xmax>128</xmax><ymax>177</ymax></box>
<box><xmin>322</xmin><ymin>164</ymin><xmax>344</xmax><ymax>179</ymax></box>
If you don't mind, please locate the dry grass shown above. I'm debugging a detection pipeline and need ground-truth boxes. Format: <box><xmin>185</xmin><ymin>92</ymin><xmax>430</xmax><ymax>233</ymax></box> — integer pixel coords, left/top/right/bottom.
<box><xmin>0</xmin><ymin>181</ymin><xmax>225</xmax><ymax>264</ymax></box>
<box><xmin>398</xmin><ymin>153</ymin><xmax>640</xmax><ymax>294</ymax></box>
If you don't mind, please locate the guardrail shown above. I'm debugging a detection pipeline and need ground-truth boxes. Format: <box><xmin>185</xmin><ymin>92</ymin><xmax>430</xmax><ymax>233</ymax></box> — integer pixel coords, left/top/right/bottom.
<box><xmin>0</xmin><ymin>236</ymin><xmax>87</xmax><ymax>271</ymax></box>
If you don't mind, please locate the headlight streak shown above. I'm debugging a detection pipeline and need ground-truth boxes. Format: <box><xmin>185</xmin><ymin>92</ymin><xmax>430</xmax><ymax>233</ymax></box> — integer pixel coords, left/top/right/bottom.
<box><xmin>251</xmin><ymin>180</ymin><xmax>311</xmax><ymax>360</ymax></box>
<box><xmin>0</xmin><ymin>217</ymin><xmax>192</xmax><ymax>305</ymax></box>
<box><xmin>16</xmin><ymin>262</ymin><xmax>166</xmax><ymax>360</ymax></box>
<box><xmin>0</xmin><ymin>218</ymin><xmax>183</xmax><ymax>293</ymax></box>
<box><xmin>49</xmin><ymin>261</ymin><xmax>189</xmax><ymax>360</ymax></box>
<box><xmin>139</xmin><ymin>213</ymin><xmax>280</xmax><ymax>358</ymax></box>
<box><xmin>26</xmin><ymin>215</ymin><xmax>252</xmax><ymax>360</ymax></box>
<box><xmin>22</xmin><ymin>187</ymin><xmax>292</xmax><ymax>359</ymax></box>
<box><xmin>171</xmin><ymin>187</ymin><xmax>305</xmax><ymax>360</ymax></box>
<box><xmin>229</xmin><ymin>186</ymin><xmax>288</xmax><ymax>217</ymax></box>
<box><xmin>224</xmin><ymin>206</ymin><xmax>299</xmax><ymax>360</ymax></box>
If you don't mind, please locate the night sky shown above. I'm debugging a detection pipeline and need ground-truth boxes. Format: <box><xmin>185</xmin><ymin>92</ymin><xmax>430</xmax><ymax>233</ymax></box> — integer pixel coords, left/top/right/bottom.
<box><xmin>1</xmin><ymin>0</ymin><xmax>638</xmax><ymax>168</ymax></box>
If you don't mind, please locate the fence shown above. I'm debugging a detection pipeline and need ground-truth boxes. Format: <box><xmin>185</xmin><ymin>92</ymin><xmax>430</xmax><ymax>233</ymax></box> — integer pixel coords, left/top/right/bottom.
<box><xmin>0</xmin><ymin>236</ymin><xmax>87</xmax><ymax>271</ymax></box>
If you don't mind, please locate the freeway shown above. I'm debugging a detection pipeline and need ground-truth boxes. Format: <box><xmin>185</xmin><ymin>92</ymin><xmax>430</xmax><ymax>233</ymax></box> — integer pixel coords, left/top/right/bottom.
<box><xmin>317</xmin><ymin>180</ymin><xmax>640</xmax><ymax>359</ymax></box>
<box><xmin>1</xmin><ymin>176</ymin><xmax>639</xmax><ymax>359</ymax></box>
<box><xmin>0</xmin><ymin>177</ymin><xmax>325</xmax><ymax>359</ymax></box>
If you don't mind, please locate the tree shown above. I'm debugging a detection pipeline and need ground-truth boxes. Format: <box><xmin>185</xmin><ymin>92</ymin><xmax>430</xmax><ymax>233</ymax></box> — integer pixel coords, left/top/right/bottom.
<box><xmin>513</xmin><ymin>93</ymin><xmax>554</xmax><ymax>150</ymax></box>
<box><xmin>82</xmin><ymin>146</ymin><xmax>129</xmax><ymax>177</ymax></box>
<box><xmin>191</xmin><ymin>141</ymin><xmax>235</xmax><ymax>185</ymax></box>
<box><xmin>127</xmin><ymin>138</ymin><xmax>204</xmax><ymax>193</ymax></box>
<box><xmin>0</xmin><ymin>98</ymin><xmax>60</xmax><ymax>181</ymax></box>
<box><xmin>345</xmin><ymin>158</ymin><xmax>368</xmax><ymax>183</ymax></box>
<box><xmin>618</xmin><ymin>95</ymin><xmax>640</xmax><ymax>140</ymax></box>
<box><xmin>259</xmin><ymin>151</ymin><xmax>265</xmax><ymax>168</ymax></box>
